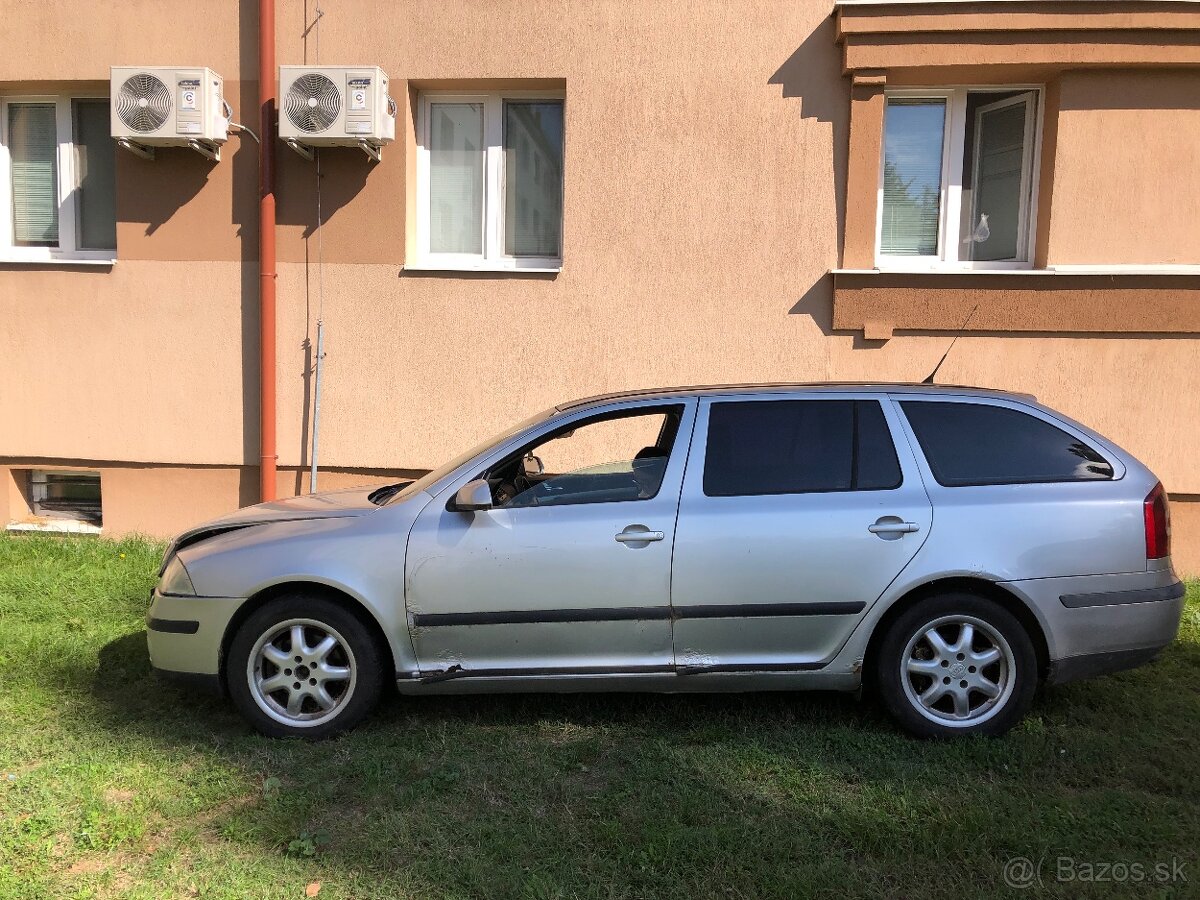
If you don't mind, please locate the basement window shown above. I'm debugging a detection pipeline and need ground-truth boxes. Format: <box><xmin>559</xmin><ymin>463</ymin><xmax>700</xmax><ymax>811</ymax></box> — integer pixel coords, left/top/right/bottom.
<box><xmin>29</xmin><ymin>470</ymin><xmax>103</xmax><ymax>528</ymax></box>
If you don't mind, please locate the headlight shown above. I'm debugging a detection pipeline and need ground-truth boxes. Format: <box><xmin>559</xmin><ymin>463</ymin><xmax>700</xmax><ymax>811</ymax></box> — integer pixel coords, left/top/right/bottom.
<box><xmin>159</xmin><ymin>555</ymin><xmax>196</xmax><ymax>596</ymax></box>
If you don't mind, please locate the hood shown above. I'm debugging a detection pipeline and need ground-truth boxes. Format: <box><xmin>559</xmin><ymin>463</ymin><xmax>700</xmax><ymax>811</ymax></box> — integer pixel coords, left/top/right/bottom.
<box><xmin>164</xmin><ymin>485</ymin><xmax>400</xmax><ymax>566</ymax></box>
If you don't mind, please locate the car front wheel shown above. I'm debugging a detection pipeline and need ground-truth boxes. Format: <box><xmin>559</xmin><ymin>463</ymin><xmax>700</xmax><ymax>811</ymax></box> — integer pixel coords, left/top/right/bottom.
<box><xmin>227</xmin><ymin>595</ymin><xmax>385</xmax><ymax>739</ymax></box>
<box><xmin>876</xmin><ymin>593</ymin><xmax>1037</xmax><ymax>738</ymax></box>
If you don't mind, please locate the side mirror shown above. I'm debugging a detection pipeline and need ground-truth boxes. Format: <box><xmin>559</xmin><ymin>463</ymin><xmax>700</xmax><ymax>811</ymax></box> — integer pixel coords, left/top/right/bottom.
<box><xmin>451</xmin><ymin>479</ymin><xmax>493</xmax><ymax>512</ymax></box>
<box><xmin>520</xmin><ymin>453</ymin><xmax>544</xmax><ymax>479</ymax></box>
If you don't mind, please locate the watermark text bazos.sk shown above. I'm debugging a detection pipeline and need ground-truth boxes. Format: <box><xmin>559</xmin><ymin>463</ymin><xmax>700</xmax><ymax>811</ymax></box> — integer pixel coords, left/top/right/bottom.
<box><xmin>1003</xmin><ymin>855</ymin><xmax>1188</xmax><ymax>889</ymax></box>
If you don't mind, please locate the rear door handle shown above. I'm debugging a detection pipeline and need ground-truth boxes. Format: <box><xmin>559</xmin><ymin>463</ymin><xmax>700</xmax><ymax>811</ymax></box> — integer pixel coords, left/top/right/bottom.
<box><xmin>615</xmin><ymin>527</ymin><xmax>665</xmax><ymax>543</ymax></box>
<box><xmin>868</xmin><ymin>521</ymin><xmax>920</xmax><ymax>535</ymax></box>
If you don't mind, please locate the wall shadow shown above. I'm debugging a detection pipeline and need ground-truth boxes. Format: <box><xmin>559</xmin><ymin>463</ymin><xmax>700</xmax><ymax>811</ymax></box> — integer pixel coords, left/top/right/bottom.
<box><xmin>276</xmin><ymin>148</ymin><xmax>376</xmax><ymax>236</ymax></box>
<box><xmin>237</xmin><ymin>0</ymin><xmax>262</xmax><ymax>494</ymax></box>
<box><xmin>788</xmin><ymin>273</ymin><xmax>835</xmax><ymax>336</ymax></box>
<box><xmin>117</xmin><ymin>149</ymin><xmax>216</xmax><ymax>236</ymax></box>
<box><xmin>769</xmin><ymin>14</ymin><xmax>850</xmax><ymax>264</ymax></box>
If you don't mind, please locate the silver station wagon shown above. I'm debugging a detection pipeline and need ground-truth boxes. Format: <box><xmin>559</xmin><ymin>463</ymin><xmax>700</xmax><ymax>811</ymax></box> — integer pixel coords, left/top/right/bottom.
<box><xmin>147</xmin><ymin>384</ymin><xmax>1184</xmax><ymax>739</ymax></box>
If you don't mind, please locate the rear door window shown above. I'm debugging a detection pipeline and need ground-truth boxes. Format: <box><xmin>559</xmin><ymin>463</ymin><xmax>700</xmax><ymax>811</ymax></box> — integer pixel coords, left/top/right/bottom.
<box><xmin>900</xmin><ymin>401</ymin><xmax>1114</xmax><ymax>486</ymax></box>
<box><xmin>703</xmin><ymin>399</ymin><xmax>902</xmax><ymax>497</ymax></box>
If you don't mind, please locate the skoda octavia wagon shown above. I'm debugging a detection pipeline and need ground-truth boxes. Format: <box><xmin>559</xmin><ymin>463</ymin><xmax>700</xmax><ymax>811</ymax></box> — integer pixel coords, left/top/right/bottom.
<box><xmin>147</xmin><ymin>384</ymin><xmax>1183</xmax><ymax>739</ymax></box>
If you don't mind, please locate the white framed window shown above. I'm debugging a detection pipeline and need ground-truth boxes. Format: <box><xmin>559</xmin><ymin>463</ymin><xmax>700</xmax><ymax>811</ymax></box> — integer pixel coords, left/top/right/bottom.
<box><xmin>0</xmin><ymin>94</ymin><xmax>116</xmax><ymax>263</ymax></box>
<box><xmin>414</xmin><ymin>90</ymin><xmax>564</xmax><ymax>272</ymax></box>
<box><xmin>876</xmin><ymin>86</ymin><xmax>1042</xmax><ymax>271</ymax></box>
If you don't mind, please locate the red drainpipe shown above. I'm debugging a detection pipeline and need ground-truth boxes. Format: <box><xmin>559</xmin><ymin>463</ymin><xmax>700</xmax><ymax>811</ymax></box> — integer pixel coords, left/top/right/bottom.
<box><xmin>258</xmin><ymin>0</ymin><xmax>278</xmax><ymax>502</ymax></box>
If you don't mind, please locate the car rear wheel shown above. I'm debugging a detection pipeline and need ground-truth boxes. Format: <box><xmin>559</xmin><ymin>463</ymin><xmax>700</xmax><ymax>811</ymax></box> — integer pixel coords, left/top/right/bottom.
<box><xmin>227</xmin><ymin>595</ymin><xmax>385</xmax><ymax>739</ymax></box>
<box><xmin>876</xmin><ymin>593</ymin><xmax>1037</xmax><ymax>738</ymax></box>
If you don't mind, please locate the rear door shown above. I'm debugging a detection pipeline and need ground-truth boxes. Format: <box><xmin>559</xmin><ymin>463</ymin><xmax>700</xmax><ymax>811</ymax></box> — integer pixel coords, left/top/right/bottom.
<box><xmin>669</xmin><ymin>392</ymin><xmax>932</xmax><ymax>671</ymax></box>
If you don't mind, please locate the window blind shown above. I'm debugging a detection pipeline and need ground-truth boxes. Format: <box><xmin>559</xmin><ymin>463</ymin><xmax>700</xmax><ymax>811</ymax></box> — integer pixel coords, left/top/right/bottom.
<box><xmin>880</xmin><ymin>99</ymin><xmax>946</xmax><ymax>257</ymax></box>
<box><xmin>8</xmin><ymin>104</ymin><xmax>59</xmax><ymax>247</ymax></box>
<box><xmin>73</xmin><ymin>100</ymin><xmax>116</xmax><ymax>251</ymax></box>
<box><xmin>429</xmin><ymin>103</ymin><xmax>484</xmax><ymax>255</ymax></box>
<box><xmin>503</xmin><ymin>101</ymin><xmax>563</xmax><ymax>258</ymax></box>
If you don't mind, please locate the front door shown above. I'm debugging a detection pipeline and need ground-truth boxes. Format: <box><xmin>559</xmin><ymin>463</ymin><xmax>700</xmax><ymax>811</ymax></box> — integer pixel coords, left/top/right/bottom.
<box><xmin>404</xmin><ymin>400</ymin><xmax>696</xmax><ymax>677</ymax></box>
<box><xmin>670</xmin><ymin>394</ymin><xmax>932</xmax><ymax>672</ymax></box>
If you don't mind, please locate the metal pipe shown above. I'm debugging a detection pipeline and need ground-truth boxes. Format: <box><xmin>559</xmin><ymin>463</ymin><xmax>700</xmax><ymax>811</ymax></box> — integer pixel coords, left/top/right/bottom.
<box><xmin>258</xmin><ymin>0</ymin><xmax>278</xmax><ymax>502</ymax></box>
<box><xmin>309</xmin><ymin>318</ymin><xmax>325</xmax><ymax>493</ymax></box>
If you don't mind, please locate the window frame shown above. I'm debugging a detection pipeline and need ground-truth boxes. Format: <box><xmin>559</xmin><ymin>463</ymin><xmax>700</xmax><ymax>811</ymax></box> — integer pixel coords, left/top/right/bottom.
<box><xmin>875</xmin><ymin>85</ymin><xmax>1043</xmax><ymax>273</ymax></box>
<box><xmin>0</xmin><ymin>93</ymin><xmax>116</xmax><ymax>263</ymax></box>
<box><xmin>415</xmin><ymin>89</ymin><xmax>564</xmax><ymax>273</ymax></box>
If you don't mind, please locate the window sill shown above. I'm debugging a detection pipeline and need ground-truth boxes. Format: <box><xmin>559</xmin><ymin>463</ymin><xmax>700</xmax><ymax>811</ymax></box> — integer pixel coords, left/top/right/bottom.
<box><xmin>835</xmin><ymin>265</ymin><xmax>1200</xmax><ymax>277</ymax></box>
<box><xmin>403</xmin><ymin>261</ymin><xmax>561</xmax><ymax>275</ymax></box>
<box><xmin>7</xmin><ymin>520</ymin><xmax>102</xmax><ymax>535</ymax></box>
<box><xmin>0</xmin><ymin>255</ymin><xmax>116</xmax><ymax>267</ymax></box>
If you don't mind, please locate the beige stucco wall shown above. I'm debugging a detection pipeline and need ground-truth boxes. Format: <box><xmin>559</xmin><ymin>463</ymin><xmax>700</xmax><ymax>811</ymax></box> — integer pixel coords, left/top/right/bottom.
<box><xmin>1045</xmin><ymin>70</ymin><xmax>1200</xmax><ymax>265</ymax></box>
<box><xmin>2</xmin><ymin>1</ymin><xmax>1199</xmax><ymax>568</ymax></box>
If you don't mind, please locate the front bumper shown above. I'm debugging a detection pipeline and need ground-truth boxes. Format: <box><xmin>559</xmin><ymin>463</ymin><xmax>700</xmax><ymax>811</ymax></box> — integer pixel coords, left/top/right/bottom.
<box><xmin>146</xmin><ymin>589</ymin><xmax>246</xmax><ymax>677</ymax></box>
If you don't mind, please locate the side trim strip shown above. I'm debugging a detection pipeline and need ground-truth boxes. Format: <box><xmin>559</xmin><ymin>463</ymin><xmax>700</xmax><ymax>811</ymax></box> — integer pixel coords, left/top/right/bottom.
<box><xmin>674</xmin><ymin>601</ymin><xmax>867</xmax><ymax>619</ymax></box>
<box><xmin>404</xmin><ymin>661</ymin><xmax>832</xmax><ymax>683</ymax></box>
<box><xmin>676</xmin><ymin>661</ymin><xmax>827</xmax><ymax>675</ymax></box>
<box><xmin>417</xmin><ymin>663</ymin><xmax>675</xmax><ymax>683</ymax></box>
<box><xmin>146</xmin><ymin>617</ymin><xmax>200</xmax><ymax>635</ymax></box>
<box><xmin>412</xmin><ymin>607</ymin><xmax>671</xmax><ymax>627</ymax></box>
<box><xmin>412</xmin><ymin>601</ymin><xmax>867</xmax><ymax>627</ymax></box>
<box><xmin>1060</xmin><ymin>580</ymin><xmax>1185</xmax><ymax>609</ymax></box>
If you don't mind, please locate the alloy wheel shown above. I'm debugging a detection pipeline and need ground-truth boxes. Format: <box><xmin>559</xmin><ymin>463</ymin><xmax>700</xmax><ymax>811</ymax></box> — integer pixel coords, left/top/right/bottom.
<box><xmin>900</xmin><ymin>614</ymin><xmax>1016</xmax><ymax>727</ymax></box>
<box><xmin>246</xmin><ymin>618</ymin><xmax>358</xmax><ymax>727</ymax></box>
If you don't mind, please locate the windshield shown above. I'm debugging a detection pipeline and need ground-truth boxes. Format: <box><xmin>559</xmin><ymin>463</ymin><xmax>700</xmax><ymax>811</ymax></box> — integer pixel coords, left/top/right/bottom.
<box><xmin>385</xmin><ymin>407</ymin><xmax>560</xmax><ymax>504</ymax></box>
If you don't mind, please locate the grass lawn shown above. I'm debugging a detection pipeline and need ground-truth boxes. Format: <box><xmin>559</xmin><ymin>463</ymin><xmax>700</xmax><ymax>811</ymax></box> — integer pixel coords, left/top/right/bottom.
<box><xmin>1</xmin><ymin>534</ymin><xmax>1198</xmax><ymax>899</ymax></box>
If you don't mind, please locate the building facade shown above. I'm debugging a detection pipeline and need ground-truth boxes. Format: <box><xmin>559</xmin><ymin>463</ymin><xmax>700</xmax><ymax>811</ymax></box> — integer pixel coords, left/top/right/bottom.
<box><xmin>2</xmin><ymin>0</ymin><xmax>1199</xmax><ymax>572</ymax></box>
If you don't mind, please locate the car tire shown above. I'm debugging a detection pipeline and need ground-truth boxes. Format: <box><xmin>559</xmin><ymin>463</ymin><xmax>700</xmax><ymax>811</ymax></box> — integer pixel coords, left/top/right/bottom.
<box><xmin>876</xmin><ymin>592</ymin><xmax>1037</xmax><ymax>738</ymax></box>
<box><xmin>226</xmin><ymin>594</ymin><xmax>386</xmax><ymax>739</ymax></box>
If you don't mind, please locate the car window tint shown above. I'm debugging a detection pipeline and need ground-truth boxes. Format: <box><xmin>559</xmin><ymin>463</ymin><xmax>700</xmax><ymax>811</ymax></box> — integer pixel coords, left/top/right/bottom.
<box><xmin>703</xmin><ymin>400</ymin><xmax>901</xmax><ymax>497</ymax></box>
<box><xmin>900</xmin><ymin>401</ymin><xmax>1114</xmax><ymax>486</ymax></box>
<box><xmin>855</xmin><ymin>400</ymin><xmax>904</xmax><ymax>490</ymax></box>
<box><xmin>496</xmin><ymin>407</ymin><xmax>682</xmax><ymax>508</ymax></box>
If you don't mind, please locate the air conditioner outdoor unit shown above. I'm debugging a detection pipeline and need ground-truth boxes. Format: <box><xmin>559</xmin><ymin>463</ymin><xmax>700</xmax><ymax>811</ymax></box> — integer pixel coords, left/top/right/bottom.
<box><xmin>279</xmin><ymin>66</ymin><xmax>396</xmax><ymax>161</ymax></box>
<box><xmin>110</xmin><ymin>67</ymin><xmax>230</xmax><ymax>160</ymax></box>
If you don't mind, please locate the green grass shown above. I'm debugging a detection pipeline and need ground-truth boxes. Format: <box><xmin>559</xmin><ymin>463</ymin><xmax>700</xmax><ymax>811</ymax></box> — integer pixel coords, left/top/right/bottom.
<box><xmin>1</xmin><ymin>534</ymin><xmax>1197</xmax><ymax>899</ymax></box>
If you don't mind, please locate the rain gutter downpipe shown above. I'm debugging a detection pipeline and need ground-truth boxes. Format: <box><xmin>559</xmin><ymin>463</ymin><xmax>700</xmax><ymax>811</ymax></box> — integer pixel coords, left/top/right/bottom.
<box><xmin>258</xmin><ymin>0</ymin><xmax>278</xmax><ymax>502</ymax></box>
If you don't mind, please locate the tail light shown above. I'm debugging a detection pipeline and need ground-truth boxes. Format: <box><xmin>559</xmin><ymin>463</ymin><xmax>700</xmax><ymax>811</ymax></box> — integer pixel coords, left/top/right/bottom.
<box><xmin>1144</xmin><ymin>482</ymin><xmax>1171</xmax><ymax>560</ymax></box>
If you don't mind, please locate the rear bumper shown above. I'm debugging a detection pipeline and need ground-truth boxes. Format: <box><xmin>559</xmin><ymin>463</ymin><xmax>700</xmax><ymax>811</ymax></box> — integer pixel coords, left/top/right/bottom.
<box><xmin>1001</xmin><ymin>573</ymin><xmax>1186</xmax><ymax>675</ymax></box>
<box><xmin>146</xmin><ymin>589</ymin><xmax>245</xmax><ymax>676</ymax></box>
<box><xmin>1047</xmin><ymin>645</ymin><xmax>1169</xmax><ymax>685</ymax></box>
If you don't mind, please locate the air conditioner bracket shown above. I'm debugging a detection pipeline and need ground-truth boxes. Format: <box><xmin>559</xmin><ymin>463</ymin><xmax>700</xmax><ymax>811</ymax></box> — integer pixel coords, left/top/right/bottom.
<box><xmin>358</xmin><ymin>139</ymin><xmax>382</xmax><ymax>163</ymax></box>
<box><xmin>286</xmin><ymin>139</ymin><xmax>315</xmax><ymax>162</ymax></box>
<box><xmin>116</xmin><ymin>139</ymin><xmax>155</xmax><ymax>161</ymax></box>
<box><xmin>188</xmin><ymin>139</ymin><xmax>221</xmax><ymax>162</ymax></box>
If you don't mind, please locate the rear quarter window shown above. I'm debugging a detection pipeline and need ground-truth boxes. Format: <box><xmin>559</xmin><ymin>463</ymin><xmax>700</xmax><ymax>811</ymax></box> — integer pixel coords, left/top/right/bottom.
<box><xmin>900</xmin><ymin>401</ymin><xmax>1114</xmax><ymax>487</ymax></box>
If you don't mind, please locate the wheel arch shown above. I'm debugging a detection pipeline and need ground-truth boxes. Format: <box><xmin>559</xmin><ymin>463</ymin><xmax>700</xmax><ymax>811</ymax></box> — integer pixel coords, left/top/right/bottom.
<box><xmin>219</xmin><ymin>581</ymin><xmax>397</xmax><ymax>690</ymax></box>
<box><xmin>863</xmin><ymin>576</ymin><xmax>1050</xmax><ymax>684</ymax></box>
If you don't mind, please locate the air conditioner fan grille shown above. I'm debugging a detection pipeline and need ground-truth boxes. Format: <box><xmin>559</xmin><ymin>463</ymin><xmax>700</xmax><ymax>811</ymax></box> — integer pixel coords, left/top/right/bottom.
<box><xmin>285</xmin><ymin>73</ymin><xmax>341</xmax><ymax>133</ymax></box>
<box><xmin>116</xmin><ymin>73</ymin><xmax>173</xmax><ymax>133</ymax></box>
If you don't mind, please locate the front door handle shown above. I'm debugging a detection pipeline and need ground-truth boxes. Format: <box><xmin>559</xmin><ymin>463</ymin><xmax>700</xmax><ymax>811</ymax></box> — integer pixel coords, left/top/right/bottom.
<box><xmin>868</xmin><ymin>519</ymin><xmax>920</xmax><ymax>535</ymax></box>
<box><xmin>615</xmin><ymin>526</ymin><xmax>665</xmax><ymax>543</ymax></box>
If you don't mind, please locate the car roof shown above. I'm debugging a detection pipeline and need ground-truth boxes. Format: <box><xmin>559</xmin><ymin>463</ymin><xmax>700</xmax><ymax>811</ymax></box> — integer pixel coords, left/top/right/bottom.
<box><xmin>556</xmin><ymin>383</ymin><xmax>1035</xmax><ymax>411</ymax></box>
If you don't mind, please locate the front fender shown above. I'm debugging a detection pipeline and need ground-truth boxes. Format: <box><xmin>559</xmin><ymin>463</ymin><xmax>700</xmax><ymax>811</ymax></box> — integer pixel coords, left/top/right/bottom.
<box><xmin>178</xmin><ymin>495</ymin><xmax>433</xmax><ymax>676</ymax></box>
